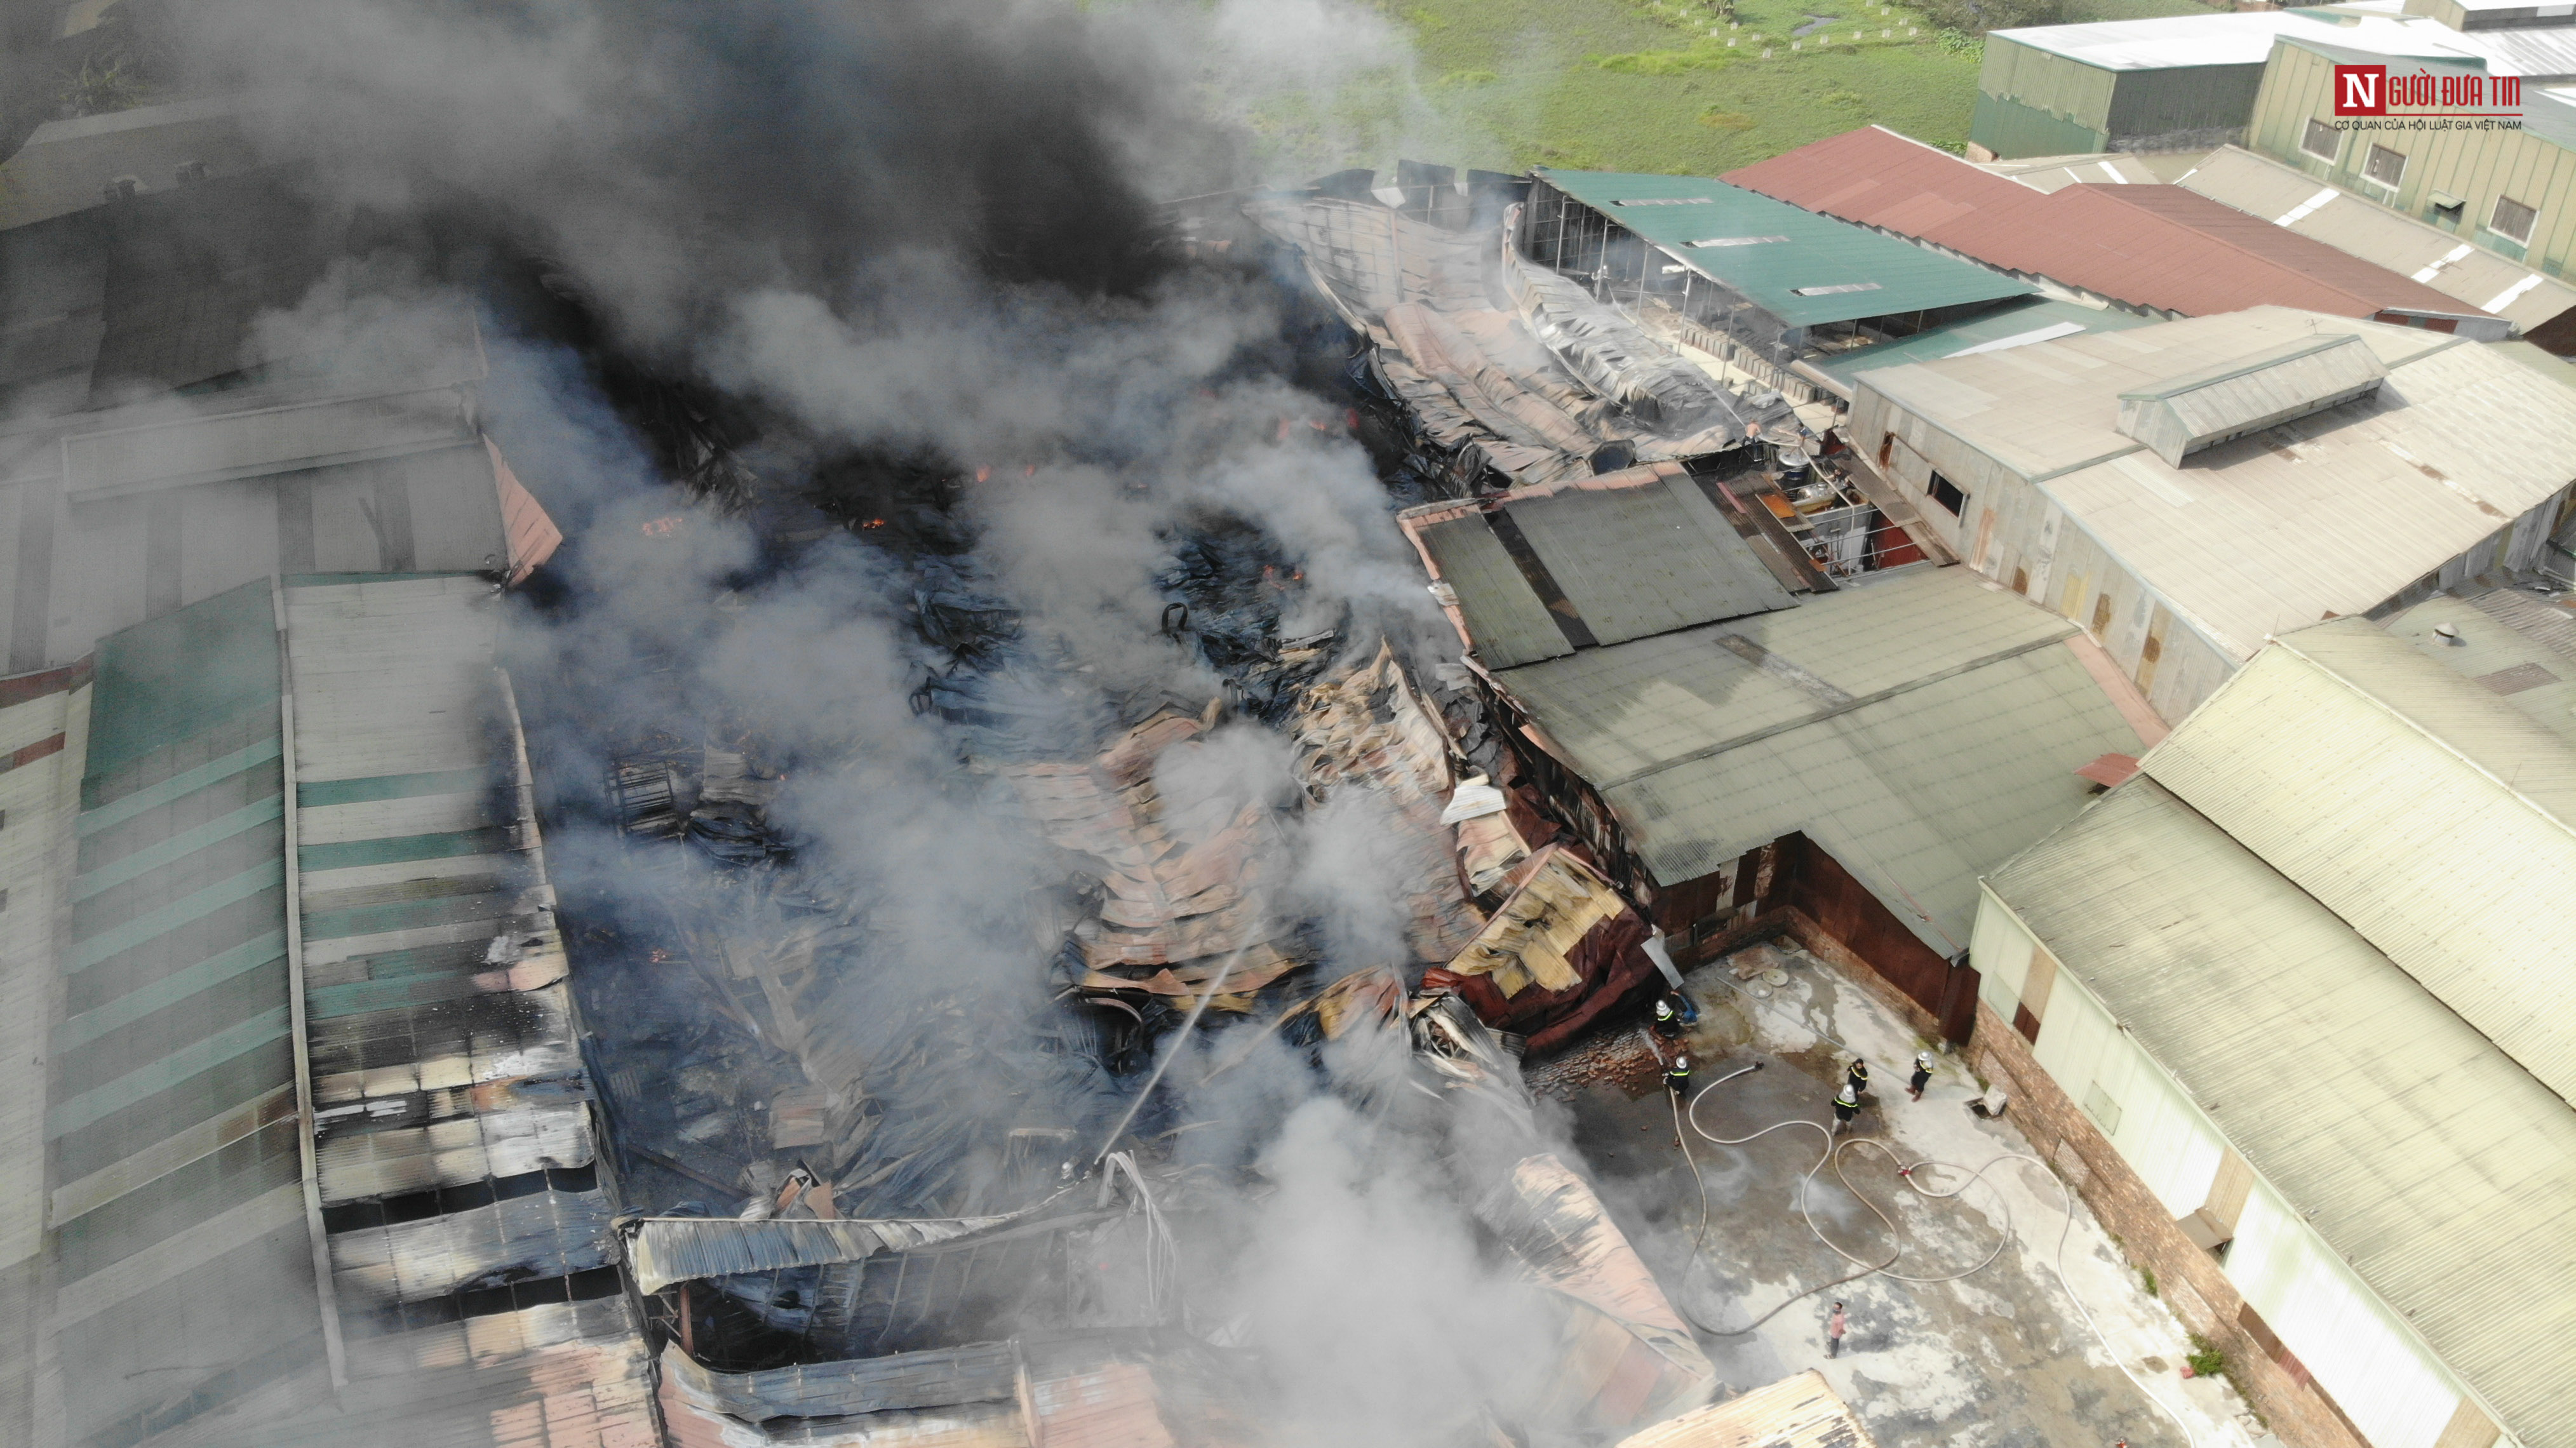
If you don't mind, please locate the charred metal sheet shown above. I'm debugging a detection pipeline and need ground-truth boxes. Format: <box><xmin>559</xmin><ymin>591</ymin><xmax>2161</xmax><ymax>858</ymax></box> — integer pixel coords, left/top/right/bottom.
<box><xmin>664</xmin><ymin>1340</ymin><xmax>1023</xmax><ymax>1421</ymax></box>
<box><xmin>1481</xmin><ymin>1153</ymin><xmax>1717</xmax><ymax>1430</ymax></box>
<box><xmin>328</xmin><ymin>1186</ymin><xmax>618</xmax><ymax>1305</ymax></box>
<box><xmin>626</xmin><ymin>1211</ymin><xmax>1019</xmax><ymax>1295</ymax></box>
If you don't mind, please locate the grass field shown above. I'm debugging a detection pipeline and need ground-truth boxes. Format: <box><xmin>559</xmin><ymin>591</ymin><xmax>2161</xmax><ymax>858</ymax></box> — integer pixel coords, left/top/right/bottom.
<box><xmin>1239</xmin><ymin>0</ymin><xmax>2215</xmax><ymax>180</ymax></box>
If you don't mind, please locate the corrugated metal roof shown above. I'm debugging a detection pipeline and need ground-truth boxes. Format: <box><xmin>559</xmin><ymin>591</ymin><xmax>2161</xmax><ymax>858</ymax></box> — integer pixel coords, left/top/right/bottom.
<box><xmin>2139</xmin><ymin>620</ymin><xmax>2576</xmax><ymax>1108</ymax></box>
<box><xmin>1400</xmin><ymin>463</ymin><xmax>1801</xmax><ymax>667</ymax></box>
<box><xmin>1855</xmin><ymin>307</ymin><xmax>2576</xmax><ymax>658</ymax></box>
<box><xmin>626</xmin><ymin>1212</ymin><xmax>1021</xmax><ymax>1295</ymax></box>
<box><xmin>1725</xmin><ymin>126</ymin><xmax>2492</xmax><ymax>320</ymax></box>
<box><xmin>279</xmin><ymin>573</ymin><xmax>648</xmax><ymax>1443</ymax></box>
<box><xmin>1989</xmin><ymin>10</ymin><xmax>2481</xmax><ymax>68</ymax></box>
<box><xmin>1976</xmin><ymin>152</ymin><xmax>2163</xmax><ymax>192</ymax></box>
<box><xmin>2114</xmin><ymin>332</ymin><xmax>2386</xmax><ymax>465</ymax></box>
<box><xmin>2438</xmin><ymin>20</ymin><xmax>2576</xmax><ymax>79</ymax></box>
<box><xmin>2383</xmin><ymin>591</ymin><xmax>2576</xmax><ymax>746</ymax></box>
<box><xmin>48</xmin><ymin>580</ymin><xmax>328</xmax><ymax>1445</ymax></box>
<box><xmin>1497</xmin><ymin>567</ymin><xmax>2145</xmax><ymax>945</ymax></box>
<box><xmin>1813</xmin><ymin>297</ymin><xmax>2155</xmax><ymax>386</ymax></box>
<box><xmin>1534</xmin><ymin>170</ymin><xmax>2032</xmax><ymax>327</ymax></box>
<box><xmin>1986</xmin><ymin>775</ymin><xmax>2576</xmax><ymax>1448</ymax></box>
<box><xmin>1616</xmin><ymin>1370</ymin><xmax>1879</xmax><ymax>1448</ymax></box>
<box><xmin>2174</xmin><ymin>147</ymin><xmax>2576</xmax><ymax>333</ymax></box>
<box><xmin>663</xmin><ymin>1340</ymin><xmax>1021</xmax><ymax>1422</ymax></box>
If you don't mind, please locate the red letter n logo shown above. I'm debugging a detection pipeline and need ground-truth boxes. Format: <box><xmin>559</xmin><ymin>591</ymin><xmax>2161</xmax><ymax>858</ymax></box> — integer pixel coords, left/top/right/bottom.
<box><xmin>2335</xmin><ymin>64</ymin><xmax>2386</xmax><ymax>116</ymax></box>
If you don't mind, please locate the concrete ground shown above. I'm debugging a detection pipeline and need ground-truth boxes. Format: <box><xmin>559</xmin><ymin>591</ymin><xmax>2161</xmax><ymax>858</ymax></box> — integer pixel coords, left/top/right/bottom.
<box><xmin>1549</xmin><ymin>942</ymin><xmax>2278</xmax><ymax>1448</ymax></box>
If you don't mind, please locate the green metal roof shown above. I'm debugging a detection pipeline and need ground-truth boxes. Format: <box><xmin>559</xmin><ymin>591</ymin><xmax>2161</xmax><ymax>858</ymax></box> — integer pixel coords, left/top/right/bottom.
<box><xmin>1815</xmin><ymin>298</ymin><xmax>2154</xmax><ymax>386</ymax></box>
<box><xmin>1536</xmin><ymin>170</ymin><xmax>2034</xmax><ymax>327</ymax></box>
<box><xmin>57</xmin><ymin>579</ymin><xmax>321</xmax><ymax>1445</ymax></box>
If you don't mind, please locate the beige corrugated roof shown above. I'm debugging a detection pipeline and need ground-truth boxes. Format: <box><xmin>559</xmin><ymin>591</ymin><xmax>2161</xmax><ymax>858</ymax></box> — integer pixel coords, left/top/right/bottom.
<box><xmin>1617</xmin><ymin>1369</ymin><xmax>1877</xmax><ymax>1448</ymax></box>
<box><xmin>2142</xmin><ymin>619</ymin><xmax>2576</xmax><ymax>1108</ymax></box>
<box><xmin>1987</xmin><ymin>776</ymin><xmax>2576</xmax><ymax>1448</ymax></box>
<box><xmin>2384</xmin><ymin>591</ymin><xmax>2576</xmax><ymax>747</ymax></box>
<box><xmin>1860</xmin><ymin>308</ymin><xmax>2576</xmax><ymax>660</ymax></box>
<box><xmin>1499</xmin><ymin>567</ymin><xmax>2147</xmax><ymax>947</ymax></box>
<box><xmin>2175</xmin><ymin>147</ymin><xmax>2576</xmax><ymax>332</ymax></box>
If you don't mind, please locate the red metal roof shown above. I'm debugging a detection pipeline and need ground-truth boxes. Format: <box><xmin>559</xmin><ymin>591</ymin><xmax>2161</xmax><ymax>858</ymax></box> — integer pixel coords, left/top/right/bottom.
<box><xmin>1724</xmin><ymin>126</ymin><xmax>2488</xmax><ymax>321</ymax></box>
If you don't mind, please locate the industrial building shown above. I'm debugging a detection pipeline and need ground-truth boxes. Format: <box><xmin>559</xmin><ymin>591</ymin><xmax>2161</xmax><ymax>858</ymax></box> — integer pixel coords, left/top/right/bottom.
<box><xmin>1846</xmin><ymin>305</ymin><xmax>2576</xmax><ymax>721</ymax></box>
<box><xmin>0</xmin><ymin>151</ymin><xmax>614</xmax><ymax>1445</ymax></box>
<box><xmin>1726</xmin><ymin>126</ymin><xmax>2511</xmax><ymax>335</ymax></box>
<box><xmin>1968</xmin><ymin>10</ymin><xmax>2489</xmax><ymax>159</ymax></box>
<box><xmin>1968</xmin><ymin>617</ymin><xmax>2575</xmax><ymax>1448</ymax></box>
<box><xmin>1518</xmin><ymin>169</ymin><xmax>2041</xmax><ymax>414</ymax></box>
<box><xmin>0</xmin><ymin>95</ymin><xmax>262</xmax><ymax>231</ymax></box>
<box><xmin>2176</xmin><ymin>145</ymin><xmax>2576</xmax><ymax>350</ymax></box>
<box><xmin>2244</xmin><ymin>33</ymin><xmax>2576</xmax><ymax>278</ymax></box>
<box><xmin>1400</xmin><ymin>466</ymin><xmax>2158</xmax><ymax>1042</ymax></box>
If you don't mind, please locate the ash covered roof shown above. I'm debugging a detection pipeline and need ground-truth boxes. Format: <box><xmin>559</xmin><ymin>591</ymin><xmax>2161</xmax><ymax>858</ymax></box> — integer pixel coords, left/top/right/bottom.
<box><xmin>1494</xmin><ymin>566</ymin><xmax>2149</xmax><ymax>946</ymax></box>
<box><xmin>1400</xmin><ymin>463</ymin><xmax>1803</xmax><ymax>670</ymax></box>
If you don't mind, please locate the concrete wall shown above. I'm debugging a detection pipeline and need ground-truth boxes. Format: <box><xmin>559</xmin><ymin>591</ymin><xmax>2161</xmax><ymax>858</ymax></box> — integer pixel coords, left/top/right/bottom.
<box><xmin>2248</xmin><ymin>41</ymin><xmax>2576</xmax><ymax>277</ymax></box>
<box><xmin>1971</xmin><ymin>888</ymin><xmax>2514</xmax><ymax>1448</ymax></box>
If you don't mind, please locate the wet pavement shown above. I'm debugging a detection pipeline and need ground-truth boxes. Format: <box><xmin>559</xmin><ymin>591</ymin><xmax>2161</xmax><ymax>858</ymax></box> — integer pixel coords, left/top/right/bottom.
<box><xmin>1541</xmin><ymin>943</ymin><xmax>2280</xmax><ymax>1448</ymax></box>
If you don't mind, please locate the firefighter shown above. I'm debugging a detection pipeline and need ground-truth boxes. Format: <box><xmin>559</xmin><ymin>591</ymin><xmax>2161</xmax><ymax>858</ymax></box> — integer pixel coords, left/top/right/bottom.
<box><xmin>1651</xmin><ymin>990</ymin><xmax>1698</xmax><ymax>1040</ymax></box>
<box><xmin>1831</xmin><ymin>1080</ymin><xmax>1860</xmax><ymax>1134</ymax></box>
<box><xmin>1908</xmin><ymin>1050</ymin><xmax>1935</xmax><ymax>1102</ymax></box>
<box><xmin>1846</xmin><ymin>1056</ymin><xmax>1871</xmax><ymax>1102</ymax></box>
<box><xmin>1665</xmin><ymin>1052</ymin><xmax>1694</xmax><ymax>1101</ymax></box>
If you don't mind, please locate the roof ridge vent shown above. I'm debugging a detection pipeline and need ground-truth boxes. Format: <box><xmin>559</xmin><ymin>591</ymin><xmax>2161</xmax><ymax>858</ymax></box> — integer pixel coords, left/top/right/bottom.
<box><xmin>2115</xmin><ymin>332</ymin><xmax>2387</xmax><ymax>466</ymax></box>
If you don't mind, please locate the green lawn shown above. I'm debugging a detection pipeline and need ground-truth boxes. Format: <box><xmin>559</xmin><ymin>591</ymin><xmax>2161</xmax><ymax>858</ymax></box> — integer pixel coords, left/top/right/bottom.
<box><xmin>1237</xmin><ymin>0</ymin><xmax>2213</xmax><ymax>180</ymax></box>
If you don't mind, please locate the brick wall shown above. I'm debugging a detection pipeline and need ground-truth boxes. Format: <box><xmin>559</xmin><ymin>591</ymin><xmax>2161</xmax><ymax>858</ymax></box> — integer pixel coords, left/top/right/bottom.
<box><xmin>1967</xmin><ymin>1000</ymin><xmax>2371</xmax><ymax>1448</ymax></box>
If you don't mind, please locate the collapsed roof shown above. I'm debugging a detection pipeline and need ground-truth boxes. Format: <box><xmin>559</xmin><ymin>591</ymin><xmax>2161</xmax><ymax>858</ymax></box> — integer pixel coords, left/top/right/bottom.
<box><xmin>1249</xmin><ymin>193</ymin><xmax>1776</xmax><ymax>490</ymax></box>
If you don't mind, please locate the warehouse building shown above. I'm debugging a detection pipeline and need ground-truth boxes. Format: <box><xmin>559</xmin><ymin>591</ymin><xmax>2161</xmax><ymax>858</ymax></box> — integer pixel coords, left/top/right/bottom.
<box><xmin>1846</xmin><ymin>305</ymin><xmax>2576</xmax><ymax>722</ymax></box>
<box><xmin>1969</xmin><ymin>11</ymin><xmax>2486</xmax><ymax>159</ymax></box>
<box><xmin>1400</xmin><ymin>468</ymin><xmax>2158</xmax><ymax>1042</ymax></box>
<box><xmin>2177</xmin><ymin>145</ymin><xmax>2576</xmax><ymax>351</ymax></box>
<box><xmin>1727</xmin><ymin>126</ymin><xmax>2510</xmax><ymax>335</ymax></box>
<box><xmin>1969</xmin><ymin>618</ymin><xmax>2575</xmax><ymax>1448</ymax></box>
<box><xmin>1520</xmin><ymin>169</ymin><xmax>2036</xmax><ymax>412</ymax></box>
<box><xmin>2244</xmin><ymin>34</ymin><xmax>2576</xmax><ymax>279</ymax></box>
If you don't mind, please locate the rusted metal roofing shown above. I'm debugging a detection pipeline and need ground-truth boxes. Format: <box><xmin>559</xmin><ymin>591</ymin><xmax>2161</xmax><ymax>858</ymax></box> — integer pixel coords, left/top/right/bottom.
<box><xmin>1617</xmin><ymin>1369</ymin><xmax>1878</xmax><ymax>1448</ymax></box>
<box><xmin>2175</xmin><ymin>147</ymin><xmax>2576</xmax><ymax>337</ymax></box>
<box><xmin>1724</xmin><ymin>126</ymin><xmax>2497</xmax><ymax>322</ymax></box>
<box><xmin>1480</xmin><ymin>1153</ymin><xmax>1717</xmax><ymax>1430</ymax></box>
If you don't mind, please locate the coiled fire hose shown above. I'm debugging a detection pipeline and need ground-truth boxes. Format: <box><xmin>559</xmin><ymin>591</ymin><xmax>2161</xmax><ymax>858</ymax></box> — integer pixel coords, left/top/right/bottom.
<box><xmin>1666</xmin><ymin>1061</ymin><xmax>2201</xmax><ymax>1448</ymax></box>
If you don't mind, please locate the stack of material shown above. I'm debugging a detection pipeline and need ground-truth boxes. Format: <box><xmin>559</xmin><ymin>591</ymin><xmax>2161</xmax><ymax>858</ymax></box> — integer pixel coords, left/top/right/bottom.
<box><xmin>1249</xmin><ymin>194</ymin><xmax>1769</xmax><ymax>492</ymax></box>
<box><xmin>1001</xmin><ymin>709</ymin><xmax>1304</xmax><ymax>1012</ymax></box>
<box><xmin>1426</xmin><ymin>844</ymin><xmax>1658</xmax><ymax>1055</ymax></box>
<box><xmin>1292</xmin><ymin>642</ymin><xmax>1487</xmax><ymax>962</ymax></box>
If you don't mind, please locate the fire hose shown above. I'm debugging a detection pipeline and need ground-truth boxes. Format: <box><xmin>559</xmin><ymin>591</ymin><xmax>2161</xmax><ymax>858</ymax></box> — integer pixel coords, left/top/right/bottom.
<box><xmin>1667</xmin><ymin>1062</ymin><xmax>2201</xmax><ymax>1448</ymax></box>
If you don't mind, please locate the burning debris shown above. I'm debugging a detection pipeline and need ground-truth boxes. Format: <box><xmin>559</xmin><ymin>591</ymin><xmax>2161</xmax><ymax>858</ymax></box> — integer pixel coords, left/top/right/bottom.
<box><xmin>1251</xmin><ymin>185</ymin><xmax>1795</xmax><ymax>497</ymax></box>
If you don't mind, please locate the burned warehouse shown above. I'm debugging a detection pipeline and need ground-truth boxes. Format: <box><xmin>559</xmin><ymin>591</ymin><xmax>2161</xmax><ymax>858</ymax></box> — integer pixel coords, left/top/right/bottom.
<box><xmin>4</xmin><ymin>4</ymin><xmax>2565</xmax><ymax>1448</ymax></box>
